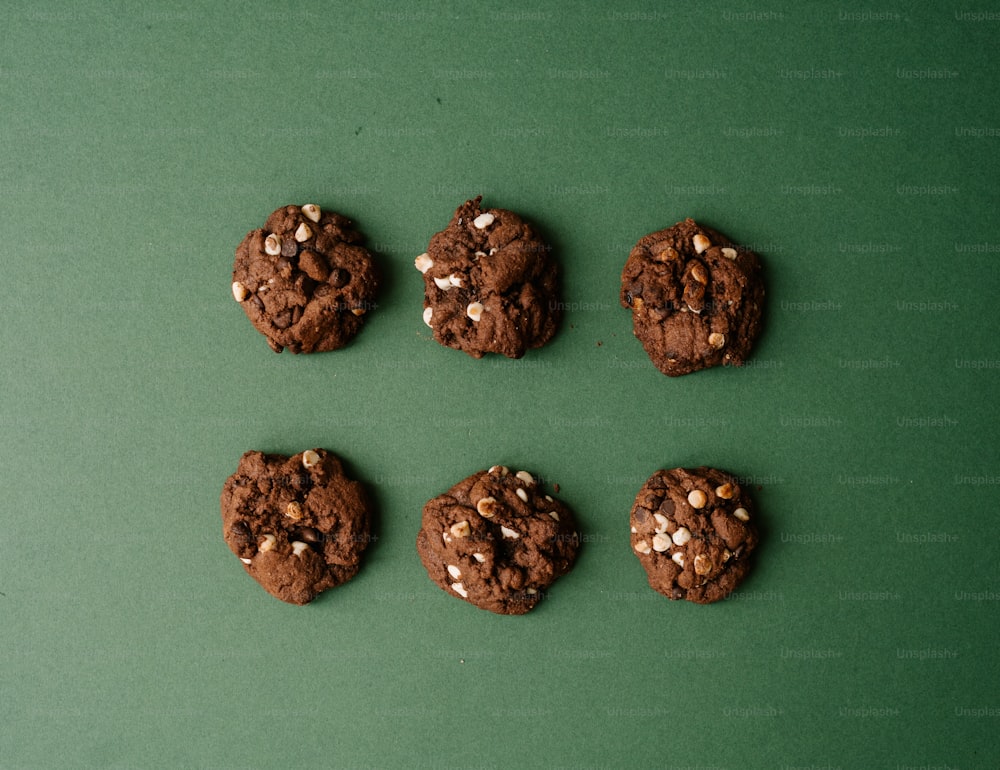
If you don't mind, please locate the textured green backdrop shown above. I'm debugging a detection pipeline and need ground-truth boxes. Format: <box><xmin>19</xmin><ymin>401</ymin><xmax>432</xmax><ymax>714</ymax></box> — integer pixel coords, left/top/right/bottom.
<box><xmin>2</xmin><ymin>1</ymin><xmax>999</xmax><ymax>768</ymax></box>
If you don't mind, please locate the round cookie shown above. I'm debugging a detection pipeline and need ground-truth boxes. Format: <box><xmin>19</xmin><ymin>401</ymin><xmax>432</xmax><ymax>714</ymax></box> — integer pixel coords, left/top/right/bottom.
<box><xmin>630</xmin><ymin>467</ymin><xmax>759</xmax><ymax>604</ymax></box>
<box><xmin>220</xmin><ymin>449</ymin><xmax>372</xmax><ymax>605</ymax></box>
<box><xmin>415</xmin><ymin>197</ymin><xmax>560</xmax><ymax>359</ymax></box>
<box><xmin>620</xmin><ymin>218</ymin><xmax>764</xmax><ymax>376</ymax></box>
<box><xmin>416</xmin><ymin>466</ymin><xmax>579</xmax><ymax>614</ymax></box>
<box><xmin>232</xmin><ymin>204</ymin><xmax>379</xmax><ymax>353</ymax></box>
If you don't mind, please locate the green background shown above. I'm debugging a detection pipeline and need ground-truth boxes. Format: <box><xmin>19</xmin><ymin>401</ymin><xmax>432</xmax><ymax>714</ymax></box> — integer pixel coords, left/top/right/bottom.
<box><xmin>2</xmin><ymin>1</ymin><xmax>999</xmax><ymax>768</ymax></box>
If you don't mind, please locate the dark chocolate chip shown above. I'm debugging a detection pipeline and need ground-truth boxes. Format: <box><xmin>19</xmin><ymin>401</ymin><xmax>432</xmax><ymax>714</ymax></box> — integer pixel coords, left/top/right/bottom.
<box><xmin>230</xmin><ymin>521</ymin><xmax>253</xmax><ymax>549</ymax></box>
<box><xmin>290</xmin><ymin>474</ymin><xmax>311</xmax><ymax>492</ymax></box>
<box><xmin>294</xmin><ymin>274</ymin><xmax>316</xmax><ymax>295</ymax></box>
<box><xmin>272</xmin><ymin>309</ymin><xmax>293</xmax><ymax>329</ymax></box>
<box><xmin>299</xmin><ymin>527</ymin><xmax>322</xmax><ymax>543</ymax></box>
<box><xmin>330</xmin><ymin>268</ymin><xmax>350</xmax><ymax>288</ymax></box>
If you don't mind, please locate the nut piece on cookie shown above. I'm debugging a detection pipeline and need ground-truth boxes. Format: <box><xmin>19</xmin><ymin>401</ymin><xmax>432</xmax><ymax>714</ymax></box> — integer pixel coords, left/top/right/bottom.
<box><xmin>220</xmin><ymin>448</ymin><xmax>373</xmax><ymax>605</ymax></box>
<box><xmin>232</xmin><ymin>204</ymin><xmax>380</xmax><ymax>354</ymax></box>
<box><xmin>629</xmin><ymin>466</ymin><xmax>760</xmax><ymax>604</ymax></box>
<box><xmin>416</xmin><ymin>196</ymin><xmax>561</xmax><ymax>359</ymax></box>
<box><xmin>416</xmin><ymin>465</ymin><xmax>580</xmax><ymax>614</ymax></box>
<box><xmin>620</xmin><ymin>218</ymin><xmax>765</xmax><ymax>376</ymax></box>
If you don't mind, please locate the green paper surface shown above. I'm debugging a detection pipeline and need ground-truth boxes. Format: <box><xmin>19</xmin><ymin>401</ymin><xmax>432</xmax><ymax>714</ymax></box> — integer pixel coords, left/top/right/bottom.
<box><xmin>3</xmin><ymin>2</ymin><xmax>999</xmax><ymax>768</ymax></box>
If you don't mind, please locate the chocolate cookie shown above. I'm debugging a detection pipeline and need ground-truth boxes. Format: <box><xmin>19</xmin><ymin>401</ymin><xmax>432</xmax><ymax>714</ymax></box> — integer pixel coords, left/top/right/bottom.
<box><xmin>416</xmin><ymin>466</ymin><xmax>579</xmax><ymax>614</ymax></box>
<box><xmin>232</xmin><ymin>204</ymin><xmax>379</xmax><ymax>353</ymax></box>
<box><xmin>220</xmin><ymin>449</ymin><xmax>372</xmax><ymax>605</ymax></box>
<box><xmin>620</xmin><ymin>218</ymin><xmax>764</xmax><ymax>376</ymax></box>
<box><xmin>415</xmin><ymin>197</ymin><xmax>560</xmax><ymax>358</ymax></box>
<box><xmin>630</xmin><ymin>467</ymin><xmax>759</xmax><ymax>604</ymax></box>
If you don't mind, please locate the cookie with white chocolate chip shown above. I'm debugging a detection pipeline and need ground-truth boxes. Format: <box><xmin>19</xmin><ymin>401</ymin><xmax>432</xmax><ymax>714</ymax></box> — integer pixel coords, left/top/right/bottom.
<box><xmin>220</xmin><ymin>449</ymin><xmax>373</xmax><ymax>605</ymax></box>
<box><xmin>630</xmin><ymin>467</ymin><xmax>759</xmax><ymax>604</ymax></box>
<box><xmin>621</xmin><ymin>218</ymin><xmax>764</xmax><ymax>376</ymax></box>
<box><xmin>416</xmin><ymin>197</ymin><xmax>560</xmax><ymax>358</ymax></box>
<box><xmin>416</xmin><ymin>466</ymin><xmax>579</xmax><ymax>614</ymax></box>
<box><xmin>232</xmin><ymin>204</ymin><xmax>379</xmax><ymax>353</ymax></box>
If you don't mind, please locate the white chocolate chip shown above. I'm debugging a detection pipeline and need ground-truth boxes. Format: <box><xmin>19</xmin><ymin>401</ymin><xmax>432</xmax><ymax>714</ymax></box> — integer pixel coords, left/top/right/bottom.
<box><xmin>240</xmin><ymin>557</ymin><xmax>252</xmax><ymax>565</ymax></box>
<box><xmin>285</xmin><ymin>501</ymin><xmax>303</xmax><ymax>520</ymax></box>
<box><xmin>630</xmin><ymin>526</ymin><xmax>637</xmax><ymax>533</ymax></box>
<box><xmin>447</xmin><ymin>564</ymin><xmax>462</xmax><ymax>580</ymax></box>
<box><xmin>474</xmin><ymin>251</ymin><xmax>487</xmax><ymax>258</ymax></box>
<box><xmin>515</xmin><ymin>488</ymin><xmax>529</xmax><ymax>503</ymax></box>
<box><xmin>722</xmin><ymin>549</ymin><xmax>732</xmax><ymax>562</ymax></box>
<box><xmin>544</xmin><ymin>495</ymin><xmax>553</xmax><ymax>502</ymax></box>
<box><xmin>232</xmin><ymin>281</ymin><xmax>250</xmax><ymax>302</ymax></box>
<box><xmin>258</xmin><ymin>534</ymin><xmax>276</xmax><ymax>553</ymax></box>
<box><xmin>448</xmin><ymin>273</ymin><xmax>462</xmax><ymax>287</ymax></box>
<box><xmin>634</xmin><ymin>539</ymin><xmax>652</xmax><ymax>555</ymax></box>
<box><xmin>672</xmin><ymin>527</ymin><xmax>692</xmax><ymax>546</ymax></box>
<box><xmin>450</xmin><ymin>520</ymin><xmax>471</xmax><ymax>539</ymax></box>
<box><xmin>733</xmin><ymin>507</ymin><xmax>750</xmax><ymax>522</ymax></box>
<box><xmin>473</xmin><ymin>212</ymin><xmax>495</xmax><ymax>229</ymax></box>
<box><xmin>687</xmin><ymin>489</ymin><xmax>708</xmax><ymax>509</ymax></box>
<box><xmin>652</xmin><ymin>533</ymin><xmax>672</xmax><ymax>552</ymax></box>
<box><xmin>476</xmin><ymin>497</ymin><xmax>497</xmax><ymax>518</ymax></box>
<box><xmin>708</xmin><ymin>332</ymin><xmax>726</xmax><ymax>349</ymax></box>
<box><xmin>653</xmin><ymin>513</ymin><xmax>670</xmax><ymax>533</ymax></box>
<box><xmin>525</xmin><ymin>588</ymin><xmax>537</xmax><ymax>595</ymax></box>
<box><xmin>721</xmin><ymin>247</ymin><xmax>737</xmax><ymax>259</ymax></box>
<box><xmin>433</xmin><ymin>276</ymin><xmax>453</xmax><ymax>290</ymax></box>
<box><xmin>451</xmin><ymin>582</ymin><xmax>469</xmax><ymax>598</ymax></box>
<box><xmin>414</xmin><ymin>253</ymin><xmax>434</xmax><ymax>273</ymax></box>
<box><xmin>291</xmin><ymin>541</ymin><xmax>309</xmax><ymax>557</ymax></box>
<box><xmin>715</xmin><ymin>483</ymin><xmax>735</xmax><ymax>500</ymax></box>
<box><xmin>301</xmin><ymin>203</ymin><xmax>321</xmax><ymax>223</ymax></box>
<box><xmin>294</xmin><ymin>222</ymin><xmax>312</xmax><ymax>242</ymax></box>
<box><xmin>264</xmin><ymin>234</ymin><xmax>282</xmax><ymax>255</ymax></box>
<box><xmin>489</xmin><ymin>465</ymin><xmax>510</xmax><ymax>476</ymax></box>
<box><xmin>442</xmin><ymin>531</ymin><xmax>452</xmax><ymax>544</ymax></box>
<box><xmin>693</xmin><ymin>233</ymin><xmax>711</xmax><ymax>254</ymax></box>
<box><xmin>488</xmin><ymin>247</ymin><xmax>498</xmax><ymax>256</ymax></box>
<box><xmin>302</xmin><ymin>450</ymin><xmax>320</xmax><ymax>469</ymax></box>
<box><xmin>423</xmin><ymin>306</ymin><xmax>434</xmax><ymax>327</ymax></box>
<box><xmin>515</xmin><ymin>471</ymin><xmax>535</xmax><ymax>485</ymax></box>
<box><xmin>548</xmin><ymin>511</ymin><xmax>560</xmax><ymax>521</ymax></box>
<box><xmin>473</xmin><ymin>552</ymin><xmax>486</xmax><ymax>563</ymax></box>
<box><xmin>671</xmin><ymin>552</ymin><xmax>685</xmax><ymax>568</ymax></box>
<box><xmin>466</xmin><ymin>302</ymin><xmax>484</xmax><ymax>322</ymax></box>
<box><xmin>500</xmin><ymin>525</ymin><xmax>520</xmax><ymax>539</ymax></box>
<box><xmin>694</xmin><ymin>554</ymin><xmax>713</xmax><ymax>575</ymax></box>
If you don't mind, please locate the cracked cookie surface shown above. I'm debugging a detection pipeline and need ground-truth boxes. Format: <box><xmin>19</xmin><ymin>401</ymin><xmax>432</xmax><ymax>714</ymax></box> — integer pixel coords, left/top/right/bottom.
<box><xmin>220</xmin><ymin>449</ymin><xmax>372</xmax><ymax>605</ymax></box>
<box><xmin>621</xmin><ymin>218</ymin><xmax>764</xmax><ymax>376</ymax></box>
<box><xmin>232</xmin><ymin>203</ymin><xmax>379</xmax><ymax>353</ymax></box>
<box><xmin>630</xmin><ymin>466</ymin><xmax>759</xmax><ymax>604</ymax></box>
<box><xmin>416</xmin><ymin>466</ymin><xmax>579</xmax><ymax>614</ymax></box>
<box><xmin>416</xmin><ymin>197</ymin><xmax>560</xmax><ymax>358</ymax></box>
